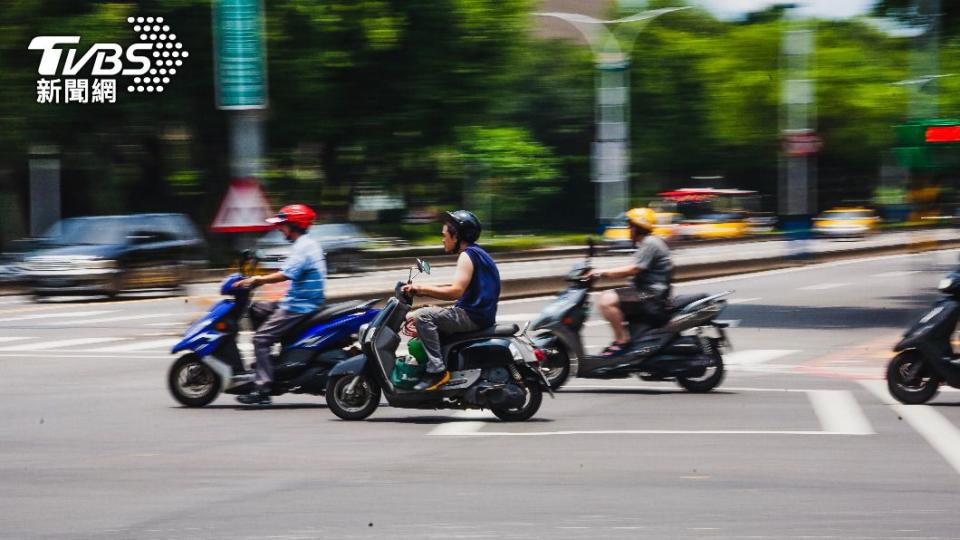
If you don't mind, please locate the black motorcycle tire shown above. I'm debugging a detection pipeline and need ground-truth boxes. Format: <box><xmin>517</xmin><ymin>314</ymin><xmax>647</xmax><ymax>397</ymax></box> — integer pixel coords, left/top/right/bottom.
<box><xmin>536</xmin><ymin>332</ymin><xmax>571</xmax><ymax>390</ymax></box>
<box><xmin>168</xmin><ymin>353</ymin><xmax>221</xmax><ymax>407</ymax></box>
<box><xmin>326</xmin><ymin>374</ymin><xmax>381</xmax><ymax>420</ymax></box>
<box><xmin>677</xmin><ymin>348</ymin><xmax>725</xmax><ymax>393</ymax></box>
<box><xmin>887</xmin><ymin>350</ymin><xmax>940</xmax><ymax>405</ymax></box>
<box><xmin>492</xmin><ymin>382</ymin><xmax>543</xmax><ymax>422</ymax></box>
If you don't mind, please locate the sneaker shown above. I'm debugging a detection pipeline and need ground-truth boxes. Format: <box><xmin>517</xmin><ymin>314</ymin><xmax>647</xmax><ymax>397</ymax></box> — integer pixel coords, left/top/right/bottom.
<box><xmin>236</xmin><ymin>388</ymin><xmax>272</xmax><ymax>405</ymax></box>
<box><xmin>413</xmin><ymin>371</ymin><xmax>451</xmax><ymax>392</ymax></box>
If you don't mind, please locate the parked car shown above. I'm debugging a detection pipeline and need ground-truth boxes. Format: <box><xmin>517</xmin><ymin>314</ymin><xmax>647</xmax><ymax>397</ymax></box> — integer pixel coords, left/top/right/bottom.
<box><xmin>20</xmin><ymin>213</ymin><xmax>206</xmax><ymax>298</ymax></box>
<box><xmin>813</xmin><ymin>208</ymin><xmax>880</xmax><ymax>238</ymax></box>
<box><xmin>256</xmin><ymin>222</ymin><xmax>371</xmax><ymax>275</ymax></box>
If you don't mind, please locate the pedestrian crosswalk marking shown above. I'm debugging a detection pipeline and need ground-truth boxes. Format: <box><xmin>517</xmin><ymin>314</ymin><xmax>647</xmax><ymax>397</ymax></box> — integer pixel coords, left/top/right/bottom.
<box><xmin>0</xmin><ymin>337</ymin><xmax>127</xmax><ymax>352</ymax></box>
<box><xmin>0</xmin><ymin>310</ymin><xmax>115</xmax><ymax>324</ymax></box>
<box><xmin>39</xmin><ymin>313</ymin><xmax>183</xmax><ymax>326</ymax></box>
<box><xmin>86</xmin><ymin>338</ymin><xmax>179</xmax><ymax>353</ymax></box>
<box><xmin>723</xmin><ymin>349</ymin><xmax>797</xmax><ymax>366</ymax></box>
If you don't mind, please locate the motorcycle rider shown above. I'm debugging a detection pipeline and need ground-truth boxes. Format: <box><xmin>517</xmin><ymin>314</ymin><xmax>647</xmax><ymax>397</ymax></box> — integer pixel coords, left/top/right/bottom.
<box><xmin>401</xmin><ymin>210</ymin><xmax>501</xmax><ymax>391</ymax></box>
<box><xmin>233</xmin><ymin>204</ymin><xmax>326</xmax><ymax>405</ymax></box>
<box><xmin>588</xmin><ymin>208</ymin><xmax>673</xmax><ymax>357</ymax></box>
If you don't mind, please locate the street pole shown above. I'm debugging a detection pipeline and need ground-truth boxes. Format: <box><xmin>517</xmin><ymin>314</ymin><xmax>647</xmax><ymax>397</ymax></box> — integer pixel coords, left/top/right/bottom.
<box><xmin>536</xmin><ymin>7</ymin><xmax>687</xmax><ymax>226</ymax></box>
<box><xmin>778</xmin><ymin>6</ymin><xmax>817</xmax><ymax>256</ymax></box>
<box><xmin>907</xmin><ymin>0</ymin><xmax>941</xmax><ymax>120</ymax></box>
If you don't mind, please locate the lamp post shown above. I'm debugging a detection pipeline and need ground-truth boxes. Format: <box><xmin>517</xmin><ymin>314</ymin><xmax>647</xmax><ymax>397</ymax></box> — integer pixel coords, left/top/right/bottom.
<box><xmin>778</xmin><ymin>4</ymin><xmax>817</xmax><ymax>255</ymax></box>
<box><xmin>536</xmin><ymin>7</ymin><xmax>688</xmax><ymax>225</ymax></box>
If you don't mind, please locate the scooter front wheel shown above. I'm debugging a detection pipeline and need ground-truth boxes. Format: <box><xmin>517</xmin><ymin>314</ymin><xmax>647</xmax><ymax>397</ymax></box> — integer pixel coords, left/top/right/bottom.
<box><xmin>534</xmin><ymin>331</ymin><xmax>571</xmax><ymax>390</ymax></box>
<box><xmin>326</xmin><ymin>374</ymin><xmax>381</xmax><ymax>420</ymax></box>
<box><xmin>887</xmin><ymin>350</ymin><xmax>940</xmax><ymax>404</ymax></box>
<box><xmin>168</xmin><ymin>353</ymin><xmax>221</xmax><ymax>407</ymax></box>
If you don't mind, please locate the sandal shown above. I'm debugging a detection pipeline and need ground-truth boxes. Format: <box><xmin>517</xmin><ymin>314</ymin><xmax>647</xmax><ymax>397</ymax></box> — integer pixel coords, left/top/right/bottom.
<box><xmin>600</xmin><ymin>341</ymin><xmax>629</xmax><ymax>357</ymax></box>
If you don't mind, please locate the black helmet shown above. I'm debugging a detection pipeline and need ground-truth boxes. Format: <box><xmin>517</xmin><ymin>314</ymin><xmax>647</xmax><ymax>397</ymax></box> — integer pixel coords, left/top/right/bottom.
<box><xmin>443</xmin><ymin>210</ymin><xmax>482</xmax><ymax>244</ymax></box>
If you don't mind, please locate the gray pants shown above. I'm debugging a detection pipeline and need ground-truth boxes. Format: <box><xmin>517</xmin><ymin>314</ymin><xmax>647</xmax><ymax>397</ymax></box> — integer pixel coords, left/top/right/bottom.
<box><xmin>413</xmin><ymin>306</ymin><xmax>481</xmax><ymax>373</ymax></box>
<box><xmin>250</xmin><ymin>301</ymin><xmax>313</xmax><ymax>389</ymax></box>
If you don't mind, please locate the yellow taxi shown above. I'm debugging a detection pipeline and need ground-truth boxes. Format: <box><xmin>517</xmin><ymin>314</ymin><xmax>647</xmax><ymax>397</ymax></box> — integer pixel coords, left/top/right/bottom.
<box><xmin>813</xmin><ymin>207</ymin><xmax>880</xmax><ymax>238</ymax></box>
<box><xmin>602</xmin><ymin>209</ymin><xmax>678</xmax><ymax>248</ymax></box>
<box><xmin>675</xmin><ymin>212</ymin><xmax>750</xmax><ymax>241</ymax></box>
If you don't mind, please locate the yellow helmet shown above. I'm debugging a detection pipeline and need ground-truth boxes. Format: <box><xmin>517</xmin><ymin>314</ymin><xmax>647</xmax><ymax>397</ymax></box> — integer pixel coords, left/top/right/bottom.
<box><xmin>625</xmin><ymin>207</ymin><xmax>657</xmax><ymax>232</ymax></box>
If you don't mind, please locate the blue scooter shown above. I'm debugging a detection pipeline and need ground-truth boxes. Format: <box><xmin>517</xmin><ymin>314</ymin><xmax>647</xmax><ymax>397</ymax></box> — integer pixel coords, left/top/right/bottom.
<box><xmin>167</xmin><ymin>251</ymin><xmax>380</xmax><ymax>407</ymax></box>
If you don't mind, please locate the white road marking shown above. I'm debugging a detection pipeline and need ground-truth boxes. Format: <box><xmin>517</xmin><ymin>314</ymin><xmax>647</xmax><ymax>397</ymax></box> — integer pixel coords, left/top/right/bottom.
<box><xmin>0</xmin><ymin>336</ymin><xmax>31</xmax><ymax>344</ymax></box>
<box><xmin>861</xmin><ymin>380</ymin><xmax>960</xmax><ymax>477</ymax></box>
<box><xmin>799</xmin><ymin>282</ymin><xmax>849</xmax><ymax>291</ymax></box>
<box><xmin>727</xmin><ymin>297</ymin><xmax>761</xmax><ymax>304</ymax></box>
<box><xmin>723</xmin><ymin>349</ymin><xmax>797</xmax><ymax>366</ymax></box>
<box><xmin>85</xmin><ymin>338</ymin><xmax>177</xmax><ymax>353</ymax></box>
<box><xmin>871</xmin><ymin>271</ymin><xmax>922</xmax><ymax>278</ymax></box>
<box><xmin>0</xmin><ymin>337</ymin><xmax>127</xmax><ymax>351</ymax></box>
<box><xmin>807</xmin><ymin>390</ymin><xmax>875</xmax><ymax>435</ymax></box>
<box><xmin>38</xmin><ymin>312</ymin><xmax>182</xmax><ymax>326</ymax></box>
<box><xmin>426</xmin><ymin>409</ymin><xmax>495</xmax><ymax>436</ymax></box>
<box><xmin>439</xmin><ymin>430</ymin><xmax>862</xmax><ymax>437</ymax></box>
<box><xmin>0</xmin><ymin>310</ymin><xmax>115</xmax><ymax>323</ymax></box>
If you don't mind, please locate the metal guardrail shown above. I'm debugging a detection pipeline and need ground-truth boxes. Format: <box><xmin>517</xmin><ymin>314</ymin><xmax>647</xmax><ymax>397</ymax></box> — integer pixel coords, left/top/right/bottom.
<box><xmin>2</xmin><ymin>234</ymin><xmax>958</xmax><ymax>301</ymax></box>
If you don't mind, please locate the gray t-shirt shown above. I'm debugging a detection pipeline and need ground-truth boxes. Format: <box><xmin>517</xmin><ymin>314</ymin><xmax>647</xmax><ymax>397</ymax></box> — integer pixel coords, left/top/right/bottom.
<box><xmin>631</xmin><ymin>235</ymin><xmax>673</xmax><ymax>295</ymax></box>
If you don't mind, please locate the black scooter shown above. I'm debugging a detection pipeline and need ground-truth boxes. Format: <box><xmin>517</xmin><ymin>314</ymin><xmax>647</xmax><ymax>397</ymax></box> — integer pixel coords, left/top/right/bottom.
<box><xmin>887</xmin><ymin>270</ymin><xmax>960</xmax><ymax>404</ymax></box>
<box><xmin>324</xmin><ymin>259</ymin><xmax>552</xmax><ymax>421</ymax></box>
<box><xmin>531</xmin><ymin>240</ymin><xmax>731</xmax><ymax>392</ymax></box>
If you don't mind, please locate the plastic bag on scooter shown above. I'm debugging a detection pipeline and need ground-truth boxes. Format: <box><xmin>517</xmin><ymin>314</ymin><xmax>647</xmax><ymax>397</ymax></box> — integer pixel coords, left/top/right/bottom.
<box><xmin>391</xmin><ymin>338</ymin><xmax>428</xmax><ymax>389</ymax></box>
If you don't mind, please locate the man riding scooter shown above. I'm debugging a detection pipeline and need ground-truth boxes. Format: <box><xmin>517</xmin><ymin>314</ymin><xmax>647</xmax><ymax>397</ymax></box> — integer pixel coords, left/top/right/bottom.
<box><xmin>587</xmin><ymin>208</ymin><xmax>673</xmax><ymax>357</ymax></box>
<box><xmin>233</xmin><ymin>204</ymin><xmax>326</xmax><ymax>405</ymax></box>
<box><xmin>401</xmin><ymin>210</ymin><xmax>501</xmax><ymax>391</ymax></box>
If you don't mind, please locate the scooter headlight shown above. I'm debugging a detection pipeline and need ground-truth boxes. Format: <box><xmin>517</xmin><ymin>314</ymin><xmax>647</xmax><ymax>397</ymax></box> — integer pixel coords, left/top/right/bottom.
<box><xmin>939</xmin><ymin>278</ymin><xmax>954</xmax><ymax>292</ymax></box>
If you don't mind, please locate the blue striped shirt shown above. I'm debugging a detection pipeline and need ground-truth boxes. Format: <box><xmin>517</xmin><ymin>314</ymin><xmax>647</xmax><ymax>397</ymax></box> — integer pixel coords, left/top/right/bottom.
<box><xmin>280</xmin><ymin>234</ymin><xmax>326</xmax><ymax>313</ymax></box>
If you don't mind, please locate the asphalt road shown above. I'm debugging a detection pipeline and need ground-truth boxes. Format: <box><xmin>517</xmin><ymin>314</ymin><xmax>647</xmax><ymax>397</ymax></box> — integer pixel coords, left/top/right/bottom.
<box><xmin>2</xmin><ymin>250</ymin><xmax>960</xmax><ymax>539</ymax></box>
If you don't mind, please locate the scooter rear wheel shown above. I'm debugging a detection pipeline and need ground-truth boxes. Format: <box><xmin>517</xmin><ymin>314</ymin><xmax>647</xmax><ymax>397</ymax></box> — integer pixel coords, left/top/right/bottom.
<box><xmin>326</xmin><ymin>374</ymin><xmax>381</xmax><ymax>420</ymax></box>
<box><xmin>492</xmin><ymin>383</ymin><xmax>543</xmax><ymax>422</ymax></box>
<box><xmin>677</xmin><ymin>349</ymin><xmax>725</xmax><ymax>393</ymax></box>
<box><xmin>887</xmin><ymin>350</ymin><xmax>940</xmax><ymax>404</ymax></box>
<box><xmin>168</xmin><ymin>353</ymin><xmax>221</xmax><ymax>407</ymax></box>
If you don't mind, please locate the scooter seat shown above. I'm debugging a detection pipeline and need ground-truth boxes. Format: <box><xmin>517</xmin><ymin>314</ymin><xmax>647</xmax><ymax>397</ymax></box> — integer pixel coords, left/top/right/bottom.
<box><xmin>284</xmin><ymin>300</ymin><xmax>371</xmax><ymax>339</ymax></box>
<box><xmin>669</xmin><ymin>293</ymin><xmax>709</xmax><ymax>313</ymax></box>
<box><xmin>444</xmin><ymin>323</ymin><xmax>519</xmax><ymax>342</ymax></box>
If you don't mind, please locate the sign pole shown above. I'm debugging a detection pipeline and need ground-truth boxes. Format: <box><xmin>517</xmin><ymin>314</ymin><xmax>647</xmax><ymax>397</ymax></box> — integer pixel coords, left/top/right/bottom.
<box><xmin>212</xmin><ymin>0</ymin><xmax>271</xmax><ymax>243</ymax></box>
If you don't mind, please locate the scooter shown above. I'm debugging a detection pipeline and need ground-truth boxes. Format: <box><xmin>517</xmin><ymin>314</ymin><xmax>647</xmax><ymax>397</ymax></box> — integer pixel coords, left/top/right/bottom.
<box><xmin>887</xmin><ymin>270</ymin><xmax>960</xmax><ymax>404</ymax></box>
<box><xmin>531</xmin><ymin>240</ymin><xmax>731</xmax><ymax>392</ymax></box>
<box><xmin>324</xmin><ymin>259</ymin><xmax>552</xmax><ymax>421</ymax></box>
<box><xmin>167</xmin><ymin>251</ymin><xmax>380</xmax><ymax>407</ymax></box>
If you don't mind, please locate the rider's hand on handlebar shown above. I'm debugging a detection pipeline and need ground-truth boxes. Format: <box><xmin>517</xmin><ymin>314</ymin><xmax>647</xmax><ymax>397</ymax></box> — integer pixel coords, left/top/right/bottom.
<box><xmin>233</xmin><ymin>276</ymin><xmax>261</xmax><ymax>289</ymax></box>
<box><xmin>401</xmin><ymin>283</ymin><xmax>419</xmax><ymax>296</ymax></box>
<box><xmin>584</xmin><ymin>270</ymin><xmax>602</xmax><ymax>281</ymax></box>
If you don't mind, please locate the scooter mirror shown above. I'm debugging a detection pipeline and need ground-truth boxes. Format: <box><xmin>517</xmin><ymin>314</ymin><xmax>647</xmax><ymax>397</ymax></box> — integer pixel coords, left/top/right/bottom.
<box><xmin>417</xmin><ymin>258</ymin><xmax>431</xmax><ymax>275</ymax></box>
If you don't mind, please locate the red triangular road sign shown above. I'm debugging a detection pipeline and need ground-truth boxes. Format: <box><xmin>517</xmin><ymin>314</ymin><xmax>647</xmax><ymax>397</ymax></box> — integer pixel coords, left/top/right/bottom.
<box><xmin>210</xmin><ymin>179</ymin><xmax>274</xmax><ymax>232</ymax></box>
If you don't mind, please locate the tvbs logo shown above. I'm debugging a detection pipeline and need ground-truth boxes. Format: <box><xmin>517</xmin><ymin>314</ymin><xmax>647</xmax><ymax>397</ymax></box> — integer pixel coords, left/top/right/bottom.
<box><xmin>28</xmin><ymin>16</ymin><xmax>189</xmax><ymax>104</ymax></box>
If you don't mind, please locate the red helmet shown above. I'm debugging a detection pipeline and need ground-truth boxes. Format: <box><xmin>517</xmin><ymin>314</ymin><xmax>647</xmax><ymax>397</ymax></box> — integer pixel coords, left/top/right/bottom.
<box><xmin>267</xmin><ymin>204</ymin><xmax>316</xmax><ymax>230</ymax></box>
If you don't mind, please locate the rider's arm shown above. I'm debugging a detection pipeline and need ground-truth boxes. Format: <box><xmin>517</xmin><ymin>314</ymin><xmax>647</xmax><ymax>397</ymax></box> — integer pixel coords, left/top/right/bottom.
<box><xmin>410</xmin><ymin>251</ymin><xmax>474</xmax><ymax>301</ymax></box>
<box><xmin>237</xmin><ymin>271</ymin><xmax>289</xmax><ymax>288</ymax></box>
<box><xmin>593</xmin><ymin>265</ymin><xmax>640</xmax><ymax>280</ymax></box>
